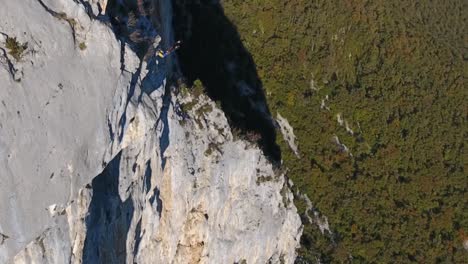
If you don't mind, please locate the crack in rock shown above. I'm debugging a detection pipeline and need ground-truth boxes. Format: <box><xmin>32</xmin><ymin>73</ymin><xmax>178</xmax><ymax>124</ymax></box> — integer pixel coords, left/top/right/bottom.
<box><xmin>35</xmin><ymin>0</ymin><xmax>78</xmax><ymax>44</ymax></box>
<box><xmin>0</xmin><ymin>232</ymin><xmax>10</xmax><ymax>245</ymax></box>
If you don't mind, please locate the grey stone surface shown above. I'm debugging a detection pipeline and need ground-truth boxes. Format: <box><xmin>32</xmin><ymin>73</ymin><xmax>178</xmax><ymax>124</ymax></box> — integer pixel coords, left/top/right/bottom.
<box><xmin>0</xmin><ymin>0</ymin><xmax>130</xmax><ymax>261</ymax></box>
<box><xmin>276</xmin><ymin>113</ymin><xmax>300</xmax><ymax>158</ymax></box>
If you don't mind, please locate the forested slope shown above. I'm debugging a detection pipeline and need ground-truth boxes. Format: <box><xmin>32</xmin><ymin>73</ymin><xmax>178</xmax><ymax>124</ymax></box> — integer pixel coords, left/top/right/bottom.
<box><xmin>221</xmin><ymin>1</ymin><xmax>466</xmax><ymax>262</ymax></box>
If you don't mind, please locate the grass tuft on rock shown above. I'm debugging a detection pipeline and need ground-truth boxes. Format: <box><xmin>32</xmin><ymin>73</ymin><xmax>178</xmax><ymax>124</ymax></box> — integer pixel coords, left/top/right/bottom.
<box><xmin>79</xmin><ymin>42</ymin><xmax>87</xmax><ymax>50</ymax></box>
<box><xmin>5</xmin><ymin>36</ymin><xmax>27</xmax><ymax>61</ymax></box>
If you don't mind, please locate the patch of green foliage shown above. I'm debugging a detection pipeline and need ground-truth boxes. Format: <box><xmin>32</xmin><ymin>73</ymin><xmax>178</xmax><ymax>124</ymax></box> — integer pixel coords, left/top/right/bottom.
<box><xmin>223</xmin><ymin>0</ymin><xmax>466</xmax><ymax>262</ymax></box>
<box><xmin>181</xmin><ymin>100</ymin><xmax>197</xmax><ymax>112</ymax></box>
<box><xmin>57</xmin><ymin>12</ymin><xmax>77</xmax><ymax>29</ymax></box>
<box><xmin>195</xmin><ymin>103</ymin><xmax>213</xmax><ymax>118</ymax></box>
<box><xmin>79</xmin><ymin>42</ymin><xmax>87</xmax><ymax>50</ymax></box>
<box><xmin>192</xmin><ymin>79</ymin><xmax>205</xmax><ymax>97</ymax></box>
<box><xmin>204</xmin><ymin>142</ymin><xmax>217</xmax><ymax>156</ymax></box>
<box><xmin>179</xmin><ymin>80</ymin><xmax>216</xmax><ymax>130</ymax></box>
<box><xmin>180</xmin><ymin>80</ymin><xmax>213</xmax><ymax>116</ymax></box>
<box><xmin>256</xmin><ymin>175</ymin><xmax>272</xmax><ymax>185</ymax></box>
<box><xmin>5</xmin><ymin>36</ymin><xmax>27</xmax><ymax>61</ymax></box>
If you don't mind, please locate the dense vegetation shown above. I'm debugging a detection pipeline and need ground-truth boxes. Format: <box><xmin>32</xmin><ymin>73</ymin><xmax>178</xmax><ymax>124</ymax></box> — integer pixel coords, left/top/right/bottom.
<box><xmin>219</xmin><ymin>1</ymin><xmax>466</xmax><ymax>262</ymax></box>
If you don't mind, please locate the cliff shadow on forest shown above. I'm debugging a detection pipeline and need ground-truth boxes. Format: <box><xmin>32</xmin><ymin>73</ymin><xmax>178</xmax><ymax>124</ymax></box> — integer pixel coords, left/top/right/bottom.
<box><xmin>172</xmin><ymin>0</ymin><xmax>281</xmax><ymax>162</ymax></box>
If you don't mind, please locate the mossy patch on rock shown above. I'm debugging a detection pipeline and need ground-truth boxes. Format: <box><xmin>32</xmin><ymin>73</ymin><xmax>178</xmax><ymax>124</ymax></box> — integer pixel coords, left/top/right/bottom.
<box><xmin>5</xmin><ymin>36</ymin><xmax>27</xmax><ymax>61</ymax></box>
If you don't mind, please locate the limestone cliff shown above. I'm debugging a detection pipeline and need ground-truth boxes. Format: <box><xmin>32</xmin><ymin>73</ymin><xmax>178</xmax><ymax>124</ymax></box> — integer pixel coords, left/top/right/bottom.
<box><xmin>0</xmin><ymin>0</ymin><xmax>302</xmax><ymax>263</ymax></box>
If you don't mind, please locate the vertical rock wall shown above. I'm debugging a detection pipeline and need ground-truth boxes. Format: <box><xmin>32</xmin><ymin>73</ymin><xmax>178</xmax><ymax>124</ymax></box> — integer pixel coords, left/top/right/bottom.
<box><xmin>1</xmin><ymin>0</ymin><xmax>302</xmax><ymax>263</ymax></box>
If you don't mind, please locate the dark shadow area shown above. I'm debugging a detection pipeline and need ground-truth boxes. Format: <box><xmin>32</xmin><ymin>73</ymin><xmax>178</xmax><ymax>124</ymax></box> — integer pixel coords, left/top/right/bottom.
<box><xmin>82</xmin><ymin>151</ymin><xmax>134</xmax><ymax>264</ymax></box>
<box><xmin>172</xmin><ymin>0</ymin><xmax>281</xmax><ymax>162</ymax></box>
<box><xmin>132</xmin><ymin>219</ymin><xmax>143</xmax><ymax>259</ymax></box>
<box><xmin>105</xmin><ymin>0</ymin><xmax>172</xmax><ymax>150</ymax></box>
<box><xmin>105</xmin><ymin>0</ymin><xmax>159</xmax><ymax>59</ymax></box>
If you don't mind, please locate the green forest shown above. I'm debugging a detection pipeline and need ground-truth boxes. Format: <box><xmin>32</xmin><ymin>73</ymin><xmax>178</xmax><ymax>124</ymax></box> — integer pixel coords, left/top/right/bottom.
<box><xmin>220</xmin><ymin>1</ymin><xmax>466</xmax><ymax>262</ymax></box>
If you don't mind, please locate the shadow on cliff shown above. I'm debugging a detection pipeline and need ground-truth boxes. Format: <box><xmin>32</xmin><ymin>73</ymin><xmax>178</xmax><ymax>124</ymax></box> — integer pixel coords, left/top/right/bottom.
<box><xmin>172</xmin><ymin>0</ymin><xmax>281</xmax><ymax>163</ymax></box>
<box><xmin>83</xmin><ymin>152</ymin><xmax>134</xmax><ymax>264</ymax></box>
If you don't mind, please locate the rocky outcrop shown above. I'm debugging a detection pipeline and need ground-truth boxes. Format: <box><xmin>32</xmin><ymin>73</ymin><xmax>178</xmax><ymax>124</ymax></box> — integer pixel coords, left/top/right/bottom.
<box><xmin>276</xmin><ymin>113</ymin><xmax>300</xmax><ymax>158</ymax></box>
<box><xmin>0</xmin><ymin>0</ymin><xmax>302</xmax><ymax>263</ymax></box>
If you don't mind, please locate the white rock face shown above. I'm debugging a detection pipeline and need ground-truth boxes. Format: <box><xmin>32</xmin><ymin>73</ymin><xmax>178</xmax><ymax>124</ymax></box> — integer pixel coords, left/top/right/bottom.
<box><xmin>276</xmin><ymin>113</ymin><xmax>300</xmax><ymax>158</ymax></box>
<box><xmin>0</xmin><ymin>0</ymin><xmax>131</xmax><ymax>261</ymax></box>
<box><xmin>1</xmin><ymin>0</ymin><xmax>302</xmax><ymax>263</ymax></box>
<box><xmin>299</xmin><ymin>194</ymin><xmax>331</xmax><ymax>235</ymax></box>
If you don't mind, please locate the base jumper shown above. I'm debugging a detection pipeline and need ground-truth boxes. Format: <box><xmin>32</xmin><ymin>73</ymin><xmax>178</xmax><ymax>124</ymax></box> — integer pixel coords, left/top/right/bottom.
<box><xmin>156</xmin><ymin>40</ymin><xmax>182</xmax><ymax>58</ymax></box>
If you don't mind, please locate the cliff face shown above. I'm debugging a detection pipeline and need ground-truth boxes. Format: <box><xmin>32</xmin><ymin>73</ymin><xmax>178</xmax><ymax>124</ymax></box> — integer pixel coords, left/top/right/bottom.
<box><xmin>0</xmin><ymin>0</ymin><xmax>302</xmax><ymax>263</ymax></box>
